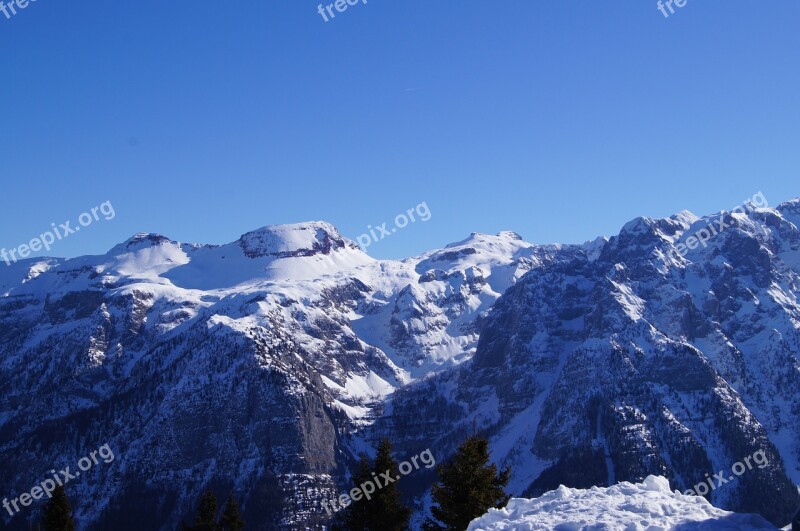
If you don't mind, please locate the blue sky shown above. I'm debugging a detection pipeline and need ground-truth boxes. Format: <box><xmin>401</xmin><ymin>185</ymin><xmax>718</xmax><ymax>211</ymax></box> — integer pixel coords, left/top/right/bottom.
<box><xmin>1</xmin><ymin>0</ymin><xmax>798</xmax><ymax>260</ymax></box>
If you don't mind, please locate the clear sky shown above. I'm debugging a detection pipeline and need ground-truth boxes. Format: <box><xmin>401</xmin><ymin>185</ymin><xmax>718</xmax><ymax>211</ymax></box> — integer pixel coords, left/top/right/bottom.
<box><xmin>1</xmin><ymin>1</ymin><xmax>798</xmax><ymax>260</ymax></box>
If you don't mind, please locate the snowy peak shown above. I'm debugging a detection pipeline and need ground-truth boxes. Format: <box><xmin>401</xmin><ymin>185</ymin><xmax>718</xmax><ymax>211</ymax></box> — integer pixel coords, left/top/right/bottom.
<box><xmin>443</xmin><ymin>230</ymin><xmax>526</xmax><ymax>250</ymax></box>
<box><xmin>777</xmin><ymin>197</ymin><xmax>800</xmax><ymax>214</ymax></box>
<box><xmin>422</xmin><ymin>231</ymin><xmax>540</xmax><ymax>272</ymax></box>
<box><xmin>237</xmin><ymin>221</ymin><xmax>355</xmax><ymax>259</ymax></box>
<box><xmin>670</xmin><ymin>209</ymin><xmax>700</xmax><ymax>226</ymax></box>
<box><xmin>777</xmin><ymin>198</ymin><xmax>800</xmax><ymax>228</ymax></box>
<box><xmin>108</xmin><ymin>232</ymin><xmax>175</xmax><ymax>255</ymax></box>
<box><xmin>618</xmin><ymin>214</ymin><xmax>689</xmax><ymax>241</ymax></box>
<box><xmin>496</xmin><ymin>230</ymin><xmax>523</xmax><ymax>240</ymax></box>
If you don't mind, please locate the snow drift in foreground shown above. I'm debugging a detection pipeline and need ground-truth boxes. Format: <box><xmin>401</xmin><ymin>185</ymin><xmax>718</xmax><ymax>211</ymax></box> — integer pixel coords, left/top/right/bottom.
<box><xmin>467</xmin><ymin>475</ymin><xmax>779</xmax><ymax>530</ymax></box>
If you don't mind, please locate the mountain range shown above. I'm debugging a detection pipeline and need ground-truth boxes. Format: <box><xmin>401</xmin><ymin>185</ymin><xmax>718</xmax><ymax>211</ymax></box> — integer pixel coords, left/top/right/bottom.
<box><xmin>2</xmin><ymin>199</ymin><xmax>799</xmax><ymax>529</ymax></box>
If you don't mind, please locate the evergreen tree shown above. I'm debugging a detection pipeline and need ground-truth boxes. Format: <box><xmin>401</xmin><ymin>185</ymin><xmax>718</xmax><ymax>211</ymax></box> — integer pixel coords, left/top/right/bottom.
<box><xmin>218</xmin><ymin>492</ymin><xmax>246</xmax><ymax>531</ymax></box>
<box><xmin>192</xmin><ymin>491</ymin><xmax>219</xmax><ymax>531</ymax></box>
<box><xmin>338</xmin><ymin>440</ymin><xmax>410</xmax><ymax>531</ymax></box>
<box><xmin>424</xmin><ymin>436</ymin><xmax>510</xmax><ymax>531</ymax></box>
<box><xmin>371</xmin><ymin>439</ymin><xmax>411</xmax><ymax>531</ymax></box>
<box><xmin>340</xmin><ymin>453</ymin><xmax>376</xmax><ymax>530</ymax></box>
<box><xmin>42</xmin><ymin>485</ymin><xmax>75</xmax><ymax>531</ymax></box>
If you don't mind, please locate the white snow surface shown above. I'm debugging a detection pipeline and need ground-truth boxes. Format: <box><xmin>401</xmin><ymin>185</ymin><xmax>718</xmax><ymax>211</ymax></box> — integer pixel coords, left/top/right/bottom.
<box><xmin>467</xmin><ymin>476</ymin><xmax>779</xmax><ymax>531</ymax></box>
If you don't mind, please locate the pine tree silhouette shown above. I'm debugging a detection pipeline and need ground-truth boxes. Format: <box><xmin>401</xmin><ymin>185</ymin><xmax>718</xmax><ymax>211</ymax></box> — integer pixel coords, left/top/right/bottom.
<box><xmin>337</xmin><ymin>440</ymin><xmax>411</xmax><ymax>531</ymax></box>
<box><xmin>340</xmin><ymin>453</ymin><xmax>375</xmax><ymax>530</ymax></box>
<box><xmin>372</xmin><ymin>439</ymin><xmax>411</xmax><ymax>531</ymax></box>
<box><xmin>218</xmin><ymin>492</ymin><xmax>246</xmax><ymax>531</ymax></box>
<box><xmin>192</xmin><ymin>491</ymin><xmax>219</xmax><ymax>531</ymax></box>
<box><xmin>42</xmin><ymin>485</ymin><xmax>75</xmax><ymax>531</ymax></box>
<box><xmin>424</xmin><ymin>436</ymin><xmax>510</xmax><ymax>531</ymax></box>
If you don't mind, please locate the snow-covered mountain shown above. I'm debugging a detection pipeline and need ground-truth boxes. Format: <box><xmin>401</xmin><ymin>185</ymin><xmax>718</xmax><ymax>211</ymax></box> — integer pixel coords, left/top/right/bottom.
<box><xmin>1</xmin><ymin>200</ymin><xmax>799</xmax><ymax>529</ymax></box>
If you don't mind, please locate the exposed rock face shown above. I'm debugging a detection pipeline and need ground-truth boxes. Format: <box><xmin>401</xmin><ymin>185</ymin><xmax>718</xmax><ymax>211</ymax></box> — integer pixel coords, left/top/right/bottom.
<box><xmin>378</xmin><ymin>201</ymin><xmax>800</xmax><ymax>527</ymax></box>
<box><xmin>1</xmin><ymin>201</ymin><xmax>800</xmax><ymax>529</ymax></box>
<box><xmin>238</xmin><ymin>222</ymin><xmax>354</xmax><ymax>259</ymax></box>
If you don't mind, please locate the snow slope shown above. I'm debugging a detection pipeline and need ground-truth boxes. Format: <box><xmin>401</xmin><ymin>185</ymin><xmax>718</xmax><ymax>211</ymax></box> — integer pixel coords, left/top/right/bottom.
<box><xmin>468</xmin><ymin>476</ymin><xmax>779</xmax><ymax>530</ymax></box>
